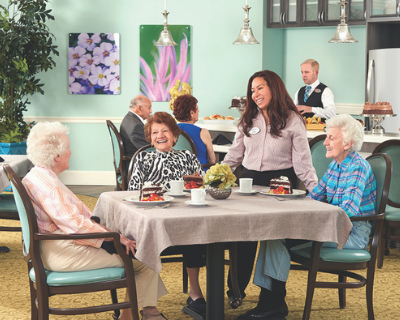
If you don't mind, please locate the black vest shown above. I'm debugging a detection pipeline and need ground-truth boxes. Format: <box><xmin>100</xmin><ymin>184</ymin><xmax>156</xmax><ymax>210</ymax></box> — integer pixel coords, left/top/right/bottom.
<box><xmin>297</xmin><ymin>83</ymin><xmax>327</xmax><ymax>122</ymax></box>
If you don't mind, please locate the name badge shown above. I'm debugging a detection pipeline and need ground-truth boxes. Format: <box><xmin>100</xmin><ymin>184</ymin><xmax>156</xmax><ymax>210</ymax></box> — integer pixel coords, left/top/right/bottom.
<box><xmin>249</xmin><ymin>127</ymin><xmax>260</xmax><ymax>135</ymax></box>
<box><xmin>314</xmin><ymin>88</ymin><xmax>321</xmax><ymax>93</ymax></box>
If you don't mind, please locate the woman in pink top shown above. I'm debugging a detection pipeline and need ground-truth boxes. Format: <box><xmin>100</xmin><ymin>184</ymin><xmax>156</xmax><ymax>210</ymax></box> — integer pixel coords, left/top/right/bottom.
<box><xmin>223</xmin><ymin>70</ymin><xmax>318</xmax><ymax>311</ymax></box>
<box><xmin>22</xmin><ymin>122</ymin><xmax>168</xmax><ymax>320</ymax></box>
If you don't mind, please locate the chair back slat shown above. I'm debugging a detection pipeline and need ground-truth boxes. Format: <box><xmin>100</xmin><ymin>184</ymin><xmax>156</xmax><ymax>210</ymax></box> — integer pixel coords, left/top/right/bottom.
<box><xmin>175</xmin><ymin>130</ymin><xmax>197</xmax><ymax>156</ymax></box>
<box><xmin>366</xmin><ymin>153</ymin><xmax>392</xmax><ymax>216</ymax></box>
<box><xmin>106</xmin><ymin>120</ymin><xmax>128</xmax><ymax>190</ymax></box>
<box><xmin>308</xmin><ymin>134</ymin><xmax>332</xmax><ymax>182</ymax></box>
<box><xmin>373</xmin><ymin>140</ymin><xmax>400</xmax><ymax>206</ymax></box>
<box><xmin>4</xmin><ymin>166</ymin><xmax>35</xmax><ymax>255</ymax></box>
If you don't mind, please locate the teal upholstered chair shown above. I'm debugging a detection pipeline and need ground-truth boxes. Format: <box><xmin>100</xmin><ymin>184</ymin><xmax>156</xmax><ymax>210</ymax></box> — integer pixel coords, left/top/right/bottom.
<box><xmin>106</xmin><ymin>120</ymin><xmax>131</xmax><ymax>191</ymax></box>
<box><xmin>372</xmin><ymin>139</ymin><xmax>400</xmax><ymax>268</ymax></box>
<box><xmin>175</xmin><ymin>129</ymin><xmax>197</xmax><ymax>155</ymax></box>
<box><xmin>0</xmin><ymin>193</ymin><xmax>20</xmax><ymax>232</ymax></box>
<box><xmin>0</xmin><ymin>192</ymin><xmax>21</xmax><ymax>252</ymax></box>
<box><xmin>308</xmin><ymin>134</ymin><xmax>332</xmax><ymax>182</ymax></box>
<box><xmin>290</xmin><ymin>153</ymin><xmax>391</xmax><ymax>320</ymax></box>
<box><xmin>4</xmin><ymin>165</ymin><xmax>139</xmax><ymax>320</ymax></box>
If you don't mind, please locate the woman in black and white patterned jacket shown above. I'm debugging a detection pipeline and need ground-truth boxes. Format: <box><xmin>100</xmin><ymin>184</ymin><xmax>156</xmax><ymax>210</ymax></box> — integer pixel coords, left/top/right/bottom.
<box><xmin>128</xmin><ymin>111</ymin><xmax>207</xmax><ymax>315</ymax></box>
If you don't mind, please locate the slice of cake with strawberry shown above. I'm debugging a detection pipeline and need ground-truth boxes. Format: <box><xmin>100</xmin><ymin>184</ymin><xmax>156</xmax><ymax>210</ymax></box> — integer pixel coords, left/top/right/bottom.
<box><xmin>140</xmin><ymin>182</ymin><xmax>165</xmax><ymax>201</ymax></box>
<box><xmin>268</xmin><ymin>176</ymin><xmax>292</xmax><ymax>194</ymax></box>
<box><xmin>183</xmin><ymin>172</ymin><xmax>204</xmax><ymax>190</ymax></box>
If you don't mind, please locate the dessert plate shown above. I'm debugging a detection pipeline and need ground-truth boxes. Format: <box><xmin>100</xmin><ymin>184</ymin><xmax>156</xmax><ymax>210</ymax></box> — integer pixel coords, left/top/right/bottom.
<box><xmin>124</xmin><ymin>195</ymin><xmax>174</xmax><ymax>205</ymax></box>
<box><xmin>165</xmin><ymin>192</ymin><xmax>186</xmax><ymax>197</ymax></box>
<box><xmin>259</xmin><ymin>188</ymin><xmax>306</xmax><ymax>198</ymax></box>
<box><xmin>234</xmin><ymin>189</ymin><xmax>258</xmax><ymax>195</ymax></box>
<box><xmin>185</xmin><ymin>200</ymin><xmax>212</xmax><ymax>206</ymax></box>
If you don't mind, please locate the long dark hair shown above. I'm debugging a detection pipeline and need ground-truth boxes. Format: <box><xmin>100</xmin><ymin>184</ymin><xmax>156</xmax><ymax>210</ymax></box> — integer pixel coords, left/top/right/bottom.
<box><xmin>239</xmin><ymin>70</ymin><xmax>303</xmax><ymax>138</ymax></box>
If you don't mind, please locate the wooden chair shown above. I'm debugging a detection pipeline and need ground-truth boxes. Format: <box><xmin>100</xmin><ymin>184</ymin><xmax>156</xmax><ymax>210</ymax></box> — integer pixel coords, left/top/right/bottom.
<box><xmin>4</xmin><ymin>165</ymin><xmax>139</xmax><ymax>320</ymax></box>
<box><xmin>289</xmin><ymin>153</ymin><xmax>391</xmax><ymax>320</ymax></box>
<box><xmin>372</xmin><ymin>139</ymin><xmax>400</xmax><ymax>268</ymax></box>
<box><xmin>0</xmin><ymin>192</ymin><xmax>21</xmax><ymax>252</ymax></box>
<box><xmin>106</xmin><ymin>120</ymin><xmax>131</xmax><ymax>191</ymax></box>
<box><xmin>308</xmin><ymin>134</ymin><xmax>332</xmax><ymax>182</ymax></box>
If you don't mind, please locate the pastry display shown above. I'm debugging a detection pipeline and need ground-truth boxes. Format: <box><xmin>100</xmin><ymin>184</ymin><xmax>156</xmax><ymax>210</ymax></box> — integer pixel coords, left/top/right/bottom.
<box><xmin>269</xmin><ymin>176</ymin><xmax>292</xmax><ymax>194</ymax></box>
<box><xmin>183</xmin><ymin>172</ymin><xmax>204</xmax><ymax>189</ymax></box>
<box><xmin>231</xmin><ymin>96</ymin><xmax>246</xmax><ymax>109</ymax></box>
<box><xmin>363</xmin><ymin>102</ymin><xmax>393</xmax><ymax>114</ymax></box>
<box><xmin>140</xmin><ymin>182</ymin><xmax>164</xmax><ymax>201</ymax></box>
<box><xmin>204</xmin><ymin>114</ymin><xmax>235</xmax><ymax>120</ymax></box>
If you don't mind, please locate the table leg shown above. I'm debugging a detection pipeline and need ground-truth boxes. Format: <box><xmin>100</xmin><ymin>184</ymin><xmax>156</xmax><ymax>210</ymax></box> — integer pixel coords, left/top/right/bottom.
<box><xmin>206</xmin><ymin>242</ymin><xmax>225</xmax><ymax>319</ymax></box>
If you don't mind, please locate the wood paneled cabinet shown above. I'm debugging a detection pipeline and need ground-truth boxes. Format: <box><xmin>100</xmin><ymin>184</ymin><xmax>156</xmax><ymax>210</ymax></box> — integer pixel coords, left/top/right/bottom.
<box><xmin>367</xmin><ymin>0</ymin><xmax>400</xmax><ymax>21</ymax></box>
<box><xmin>267</xmin><ymin>0</ymin><xmax>301</xmax><ymax>27</ymax></box>
<box><xmin>267</xmin><ymin>0</ymin><xmax>366</xmax><ymax>28</ymax></box>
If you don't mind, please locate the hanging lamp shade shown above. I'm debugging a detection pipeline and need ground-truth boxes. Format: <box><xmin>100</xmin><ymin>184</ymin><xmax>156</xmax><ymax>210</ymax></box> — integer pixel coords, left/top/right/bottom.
<box><xmin>154</xmin><ymin>1</ymin><xmax>177</xmax><ymax>47</ymax></box>
<box><xmin>328</xmin><ymin>1</ymin><xmax>358</xmax><ymax>43</ymax></box>
<box><xmin>233</xmin><ymin>2</ymin><xmax>259</xmax><ymax>45</ymax></box>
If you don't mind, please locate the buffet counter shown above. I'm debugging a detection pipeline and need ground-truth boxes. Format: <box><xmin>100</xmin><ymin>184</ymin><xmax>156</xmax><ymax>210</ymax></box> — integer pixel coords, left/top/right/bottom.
<box><xmin>197</xmin><ymin>121</ymin><xmax>400</xmax><ymax>155</ymax></box>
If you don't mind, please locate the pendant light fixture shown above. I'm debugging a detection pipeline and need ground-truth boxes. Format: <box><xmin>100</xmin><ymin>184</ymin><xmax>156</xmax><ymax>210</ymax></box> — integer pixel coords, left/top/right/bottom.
<box><xmin>328</xmin><ymin>0</ymin><xmax>358</xmax><ymax>43</ymax></box>
<box><xmin>233</xmin><ymin>0</ymin><xmax>259</xmax><ymax>45</ymax></box>
<box><xmin>154</xmin><ymin>0</ymin><xmax>177</xmax><ymax>47</ymax></box>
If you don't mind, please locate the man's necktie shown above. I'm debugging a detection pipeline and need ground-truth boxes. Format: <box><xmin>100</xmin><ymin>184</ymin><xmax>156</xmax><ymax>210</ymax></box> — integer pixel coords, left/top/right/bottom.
<box><xmin>304</xmin><ymin>85</ymin><xmax>312</xmax><ymax>102</ymax></box>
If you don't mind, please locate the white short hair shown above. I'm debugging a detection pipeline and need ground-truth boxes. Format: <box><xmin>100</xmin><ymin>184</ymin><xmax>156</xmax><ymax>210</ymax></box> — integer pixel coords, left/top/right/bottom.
<box><xmin>27</xmin><ymin>122</ymin><xmax>70</xmax><ymax>168</ymax></box>
<box><xmin>326</xmin><ymin>114</ymin><xmax>364</xmax><ymax>152</ymax></box>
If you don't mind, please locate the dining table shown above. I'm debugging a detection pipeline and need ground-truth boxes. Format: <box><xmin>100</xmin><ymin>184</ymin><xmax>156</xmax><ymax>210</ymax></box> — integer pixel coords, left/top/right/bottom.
<box><xmin>0</xmin><ymin>154</ymin><xmax>33</xmax><ymax>252</ymax></box>
<box><xmin>92</xmin><ymin>187</ymin><xmax>353</xmax><ymax>319</ymax></box>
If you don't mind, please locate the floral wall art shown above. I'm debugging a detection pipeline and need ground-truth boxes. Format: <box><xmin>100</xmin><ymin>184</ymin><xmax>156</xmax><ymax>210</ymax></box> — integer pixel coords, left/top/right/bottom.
<box><xmin>68</xmin><ymin>33</ymin><xmax>120</xmax><ymax>95</ymax></box>
<box><xmin>140</xmin><ymin>25</ymin><xmax>191</xmax><ymax>101</ymax></box>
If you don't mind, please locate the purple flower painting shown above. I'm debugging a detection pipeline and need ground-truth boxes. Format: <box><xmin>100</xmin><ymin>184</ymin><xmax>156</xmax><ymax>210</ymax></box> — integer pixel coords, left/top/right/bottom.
<box><xmin>68</xmin><ymin>33</ymin><xmax>120</xmax><ymax>95</ymax></box>
<box><xmin>140</xmin><ymin>25</ymin><xmax>192</xmax><ymax>102</ymax></box>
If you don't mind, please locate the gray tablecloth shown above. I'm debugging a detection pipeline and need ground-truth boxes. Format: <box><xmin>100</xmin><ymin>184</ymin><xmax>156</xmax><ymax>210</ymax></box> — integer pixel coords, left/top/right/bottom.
<box><xmin>0</xmin><ymin>155</ymin><xmax>32</xmax><ymax>193</ymax></box>
<box><xmin>93</xmin><ymin>188</ymin><xmax>353</xmax><ymax>273</ymax></box>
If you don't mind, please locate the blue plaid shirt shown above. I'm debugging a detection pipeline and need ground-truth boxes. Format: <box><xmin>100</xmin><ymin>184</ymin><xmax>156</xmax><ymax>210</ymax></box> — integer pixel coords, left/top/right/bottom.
<box><xmin>307</xmin><ymin>152</ymin><xmax>376</xmax><ymax>217</ymax></box>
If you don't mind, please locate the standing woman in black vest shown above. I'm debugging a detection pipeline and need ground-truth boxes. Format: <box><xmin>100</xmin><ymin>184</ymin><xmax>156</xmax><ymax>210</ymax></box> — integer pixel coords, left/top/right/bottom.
<box><xmin>293</xmin><ymin>59</ymin><xmax>336</xmax><ymax>122</ymax></box>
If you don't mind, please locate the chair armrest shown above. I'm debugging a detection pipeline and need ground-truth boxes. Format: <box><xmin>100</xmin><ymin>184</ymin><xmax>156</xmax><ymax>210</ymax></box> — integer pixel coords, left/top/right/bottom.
<box><xmin>122</xmin><ymin>156</ymin><xmax>131</xmax><ymax>162</ymax></box>
<box><xmin>350</xmin><ymin>213</ymin><xmax>384</xmax><ymax>222</ymax></box>
<box><xmin>34</xmin><ymin>231</ymin><xmax>120</xmax><ymax>241</ymax></box>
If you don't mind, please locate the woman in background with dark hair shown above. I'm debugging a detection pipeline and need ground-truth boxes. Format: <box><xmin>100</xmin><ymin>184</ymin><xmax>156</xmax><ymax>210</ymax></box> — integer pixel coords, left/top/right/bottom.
<box><xmin>223</xmin><ymin>70</ymin><xmax>318</xmax><ymax>313</ymax></box>
<box><xmin>173</xmin><ymin>94</ymin><xmax>216</xmax><ymax>166</ymax></box>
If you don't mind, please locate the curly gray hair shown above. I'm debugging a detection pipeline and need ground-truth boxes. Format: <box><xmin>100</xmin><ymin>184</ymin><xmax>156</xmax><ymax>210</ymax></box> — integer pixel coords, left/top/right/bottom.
<box><xmin>27</xmin><ymin>122</ymin><xmax>70</xmax><ymax>168</ymax></box>
<box><xmin>326</xmin><ymin>114</ymin><xmax>364</xmax><ymax>152</ymax></box>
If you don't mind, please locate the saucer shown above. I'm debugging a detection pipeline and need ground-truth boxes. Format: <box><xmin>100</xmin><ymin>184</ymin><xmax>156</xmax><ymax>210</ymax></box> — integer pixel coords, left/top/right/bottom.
<box><xmin>234</xmin><ymin>189</ymin><xmax>258</xmax><ymax>195</ymax></box>
<box><xmin>165</xmin><ymin>192</ymin><xmax>186</xmax><ymax>197</ymax></box>
<box><xmin>185</xmin><ymin>200</ymin><xmax>212</xmax><ymax>206</ymax></box>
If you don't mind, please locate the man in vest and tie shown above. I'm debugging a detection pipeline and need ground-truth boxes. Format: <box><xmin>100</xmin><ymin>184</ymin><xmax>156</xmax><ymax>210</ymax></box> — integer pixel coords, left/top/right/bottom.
<box><xmin>293</xmin><ymin>59</ymin><xmax>336</xmax><ymax>123</ymax></box>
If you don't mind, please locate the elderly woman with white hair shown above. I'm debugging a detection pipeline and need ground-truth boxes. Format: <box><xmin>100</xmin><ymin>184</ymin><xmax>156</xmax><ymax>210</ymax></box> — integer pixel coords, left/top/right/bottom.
<box><xmin>23</xmin><ymin>122</ymin><xmax>168</xmax><ymax>320</ymax></box>
<box><xmin>236</xmin><ymin>114</ymin><xmax>377</xmax><ymax>320</ymax></box>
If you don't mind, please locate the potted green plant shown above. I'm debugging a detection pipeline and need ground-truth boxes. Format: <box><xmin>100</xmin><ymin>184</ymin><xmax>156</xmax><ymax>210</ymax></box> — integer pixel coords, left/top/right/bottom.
<box><xmin>0</xmin><ymin>0</ymin><xmax>58</xmax><ymax>154</ymax></box>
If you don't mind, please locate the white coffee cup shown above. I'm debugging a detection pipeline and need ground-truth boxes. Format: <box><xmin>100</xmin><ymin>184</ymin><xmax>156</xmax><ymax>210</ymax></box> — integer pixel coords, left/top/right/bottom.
<box><xmin>191</xmin><ymin>188</ymin><xmax>206</xmax><ymax>204</ymax></box>
<box><xmin>170</xmin><ymin>180</ymin><xmax>184</xmax><ymax>195</ymax></box>
<box><xmin>239</xmin><ymin>178</ymin><xmax>253</xmax><ymax>193</ymax></box>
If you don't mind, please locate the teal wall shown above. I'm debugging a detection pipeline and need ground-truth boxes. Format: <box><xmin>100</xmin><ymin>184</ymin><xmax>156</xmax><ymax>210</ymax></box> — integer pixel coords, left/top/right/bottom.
<box><xmin>18</xmin><ymin>0</ymin><xmax>366</xmax><ymax>174</ymax></box>
<box><xmin>282</xmin><ymin>26</ymin><xmax>366</xmax><ymax>104</ymax></box>
<box><xmin>25</xmin><ymin>0</ymin><xmax>264</xmax><ymax>172</ymax></box>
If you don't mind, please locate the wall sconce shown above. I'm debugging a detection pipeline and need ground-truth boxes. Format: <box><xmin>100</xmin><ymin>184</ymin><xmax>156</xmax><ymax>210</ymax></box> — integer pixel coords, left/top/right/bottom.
<box><xmin>233</xmin><ymin>0</ymin><xmax>259</xmax><ymax>45</ymax></box>
<box><xmin>154</xmin><ymin>0</ymin><xmax>177</xmax><ymax>46</ymax></box>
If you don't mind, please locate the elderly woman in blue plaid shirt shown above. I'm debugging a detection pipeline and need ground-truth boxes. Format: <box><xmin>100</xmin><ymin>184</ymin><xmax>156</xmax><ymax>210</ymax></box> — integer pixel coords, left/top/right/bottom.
<box><xmin>236</xmin><ymin>114</ymin><xmax>376</xmax><ymax>320</ymax></box>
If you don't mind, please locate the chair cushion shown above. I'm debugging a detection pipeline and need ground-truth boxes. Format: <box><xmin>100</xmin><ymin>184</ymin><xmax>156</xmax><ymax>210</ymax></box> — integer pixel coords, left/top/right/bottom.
<box><xmin>291</xmin><ymin>246</ymin><xmax>371</xmax><ymax>263</ymax></box>
<box><xmin>385</xmin><ymin>205</ymin><xmax>400</xmax><ymax>222</ymax></box>
<box><xmin>0</xmin><ymin>194</ymin><xmax>18</xmax><ymax>212</ymax></box>
<box><xmin>29</xmin><ymin>267</ymin><xmax>126</xmax><ymax>286</ymax></box>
